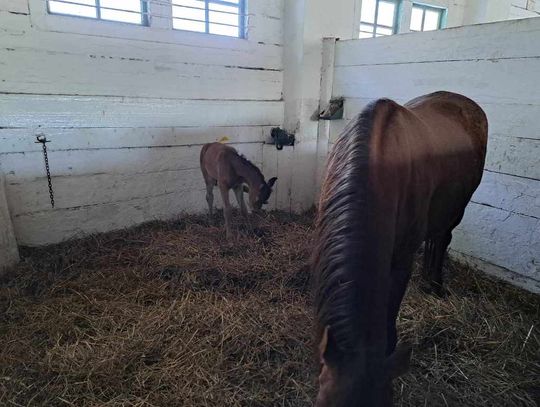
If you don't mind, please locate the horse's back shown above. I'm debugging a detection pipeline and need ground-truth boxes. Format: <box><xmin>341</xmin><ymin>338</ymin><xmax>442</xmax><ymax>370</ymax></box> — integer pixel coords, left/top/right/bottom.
<box><xmin>200</xmin><ymin>142</ymin><xmax>240</xmax><ymax>183</ymax></box>
<box><xmin>366</xmin><ymin>92</ymin><xmax>488</xmax><ymax>243</ymax></box>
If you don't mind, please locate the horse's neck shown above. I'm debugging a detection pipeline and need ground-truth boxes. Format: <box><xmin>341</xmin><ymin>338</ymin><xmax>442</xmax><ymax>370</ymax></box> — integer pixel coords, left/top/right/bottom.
<box><xmin>233</xmin><ymin>157</ymin><xmax>263</xmax><ymax>187</ymax></box>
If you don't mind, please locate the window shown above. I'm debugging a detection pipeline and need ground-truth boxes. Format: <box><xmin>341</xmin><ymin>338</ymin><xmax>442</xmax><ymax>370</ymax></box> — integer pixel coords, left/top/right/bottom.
<box><xmin>359</xmin><ymin>0</ymin><xmax>401</xmax><ymax>38</ymax></box>
<box><xmin>47</xmin><ymin>0</ymin><xmax>148</xmax><ymax>25</ymax></box>
<box><xmin>410</xmin><ymin>3</ymin><xmax>446</xmax><ymax>32</ymax></box>
<box><xmin>172</xmin><ymin>0</ymin><xmax>247</xmax><ymax>38</ymax></box>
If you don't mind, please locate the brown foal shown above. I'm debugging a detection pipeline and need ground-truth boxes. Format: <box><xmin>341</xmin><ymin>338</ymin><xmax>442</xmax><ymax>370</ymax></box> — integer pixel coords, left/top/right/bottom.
<box><xmin>200</xmin><ymin>142</ymin><xmax>277</xmax><ymax>239</ymax></box>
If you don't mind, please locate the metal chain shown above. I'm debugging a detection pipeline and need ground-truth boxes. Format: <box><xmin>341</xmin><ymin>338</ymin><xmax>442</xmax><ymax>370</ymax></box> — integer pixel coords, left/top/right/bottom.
<box><xmin>35</xmin><ymin>135</ymin><xmax>55</xmax><ymax>208</ymax></box>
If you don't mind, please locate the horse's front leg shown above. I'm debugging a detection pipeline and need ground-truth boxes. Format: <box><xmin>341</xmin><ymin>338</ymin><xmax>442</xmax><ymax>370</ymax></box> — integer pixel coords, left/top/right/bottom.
<box><xmin>219</xmin><ymin>184</ymin><xmax>234</xmax><ymax>240</ymax></box>
<box><xmin>233</xmin><ymin>185</ymin><xmax>248</xmax><ymax>218</ymax></box>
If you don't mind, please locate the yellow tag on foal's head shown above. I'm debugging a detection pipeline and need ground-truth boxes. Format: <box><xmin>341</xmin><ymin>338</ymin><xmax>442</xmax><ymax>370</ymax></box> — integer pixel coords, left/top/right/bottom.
<box><xmin>218</xmin><ymin>136</ymin><xmax>230</xmax><ymax>143</ymax></box>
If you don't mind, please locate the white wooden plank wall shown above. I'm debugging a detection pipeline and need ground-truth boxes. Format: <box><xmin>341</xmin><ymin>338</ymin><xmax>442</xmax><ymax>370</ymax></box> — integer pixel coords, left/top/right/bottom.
<box><xmin>328</xmin><ymin>17</ymin><xmax>540</xmax><ymax>292</ymax></box>
<box><xmin>0</xmin><ymin>0</ymin><xmax>285</xmax><ymax>246</ymax></box>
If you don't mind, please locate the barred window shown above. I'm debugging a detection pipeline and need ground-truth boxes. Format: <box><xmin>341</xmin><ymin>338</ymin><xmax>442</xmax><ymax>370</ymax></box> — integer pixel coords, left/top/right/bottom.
<box><xmin>47</xmin><ymin>0</ymin><xmax>148</xmax><ymax>25</ymax></box>
<box><xmin>172</xmin><ymin>0</ymin><xmax>247</xmax><ymax>38</ymax></box>
<box><xmin>410</xmin><ymin>3</ymin><xmax>446</xmax><ymax>32</ymax></box>
<box><xmin>359</xmin><ymin>0</ymin><xmax>400</xmax><ymax>38</ymax></box>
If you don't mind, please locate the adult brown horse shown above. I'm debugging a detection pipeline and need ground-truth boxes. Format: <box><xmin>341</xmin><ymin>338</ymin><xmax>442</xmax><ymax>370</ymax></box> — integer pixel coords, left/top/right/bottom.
<box><xmin>312</xmin><ymin>91</ymin><xmax>487</xmax><ymax>406</ymax></box>
<box><xmin>200</xmin><ymin>142</ymin><xmax>277</xmax><ymax>239</ymax></box>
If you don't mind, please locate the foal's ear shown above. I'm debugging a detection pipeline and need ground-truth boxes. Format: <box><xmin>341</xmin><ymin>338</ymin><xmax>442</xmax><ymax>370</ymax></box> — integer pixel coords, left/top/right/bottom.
<box><xmin>243</xmin><ymin>185</ymin><xmax>249</xmax><ymax>193</ymax></box>
<box><xmin>384</xmin><ymin>342</ymin><xmax>412</xmax><ymax>380</ymax></box>
<box><xmin>267</xmin><ymin>177</ymin><xmax>278</xmax><ymax>188</ymax></box>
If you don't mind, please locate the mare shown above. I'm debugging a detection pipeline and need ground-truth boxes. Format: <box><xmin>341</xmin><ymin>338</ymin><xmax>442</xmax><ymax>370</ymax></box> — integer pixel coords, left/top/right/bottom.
<box><xmin>312</xmin><ymin>91</ymin><xmax>488</xmax><ymax>406</ymax></box>
<box><xmin>200</xmin><ymin>142</ymin><xmax>277</xmax><ymax>239</ymax></box>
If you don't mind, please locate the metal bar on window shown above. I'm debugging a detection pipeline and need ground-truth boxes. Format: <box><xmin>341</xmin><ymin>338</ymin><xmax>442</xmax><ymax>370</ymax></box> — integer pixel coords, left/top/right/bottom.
<box><xmin>171</xmin><ymin>4</ymin><xmax>244</xmax><ymax>17</ymax></box>
<box><xmin>48</xmin><ymin>0</ymin><xmax>144</xmax><ymax>16</ymax></box>
<box><xmin>172</xmin><ymin>16</ymin><xmax>238</xmax><ymax>28</ymax></box>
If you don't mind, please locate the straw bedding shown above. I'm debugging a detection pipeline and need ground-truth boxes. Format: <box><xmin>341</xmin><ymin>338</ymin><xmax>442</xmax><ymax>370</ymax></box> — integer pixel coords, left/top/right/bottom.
<box><xmin>0</xmin><ymin>211</ymin><xmax>538</xmax><ymax>406</ymax></box>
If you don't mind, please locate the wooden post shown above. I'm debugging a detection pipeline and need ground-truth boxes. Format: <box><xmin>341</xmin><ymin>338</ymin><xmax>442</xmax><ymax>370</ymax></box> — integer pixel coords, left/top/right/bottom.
<box><xmin>0</xmin><ymin>172</ymin><xmax>19</xmax><ymax>273</ymax></box>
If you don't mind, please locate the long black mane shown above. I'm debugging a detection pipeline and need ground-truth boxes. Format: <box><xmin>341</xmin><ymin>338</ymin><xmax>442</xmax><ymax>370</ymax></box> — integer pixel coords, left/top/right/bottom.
<box><xmin>313</xmin><ymin>100</ymin><xmax>383</xmax><ymax>353</ymax></box>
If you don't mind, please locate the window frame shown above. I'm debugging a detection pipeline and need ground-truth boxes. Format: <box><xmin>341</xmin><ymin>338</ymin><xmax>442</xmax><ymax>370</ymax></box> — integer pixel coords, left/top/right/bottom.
<box><xmin>46</xmin><ymin>0</ymin><xmax>150</xmax><ymax>26</ymax></box>
<box><xmin>359</xmin><ymin>0</ymin><xmax>402</xmax><ymax>39</ymax></box>
<box><xmin>171</xmin><ymin>0</ymin><xmax>248</xmax><ymax>39</ymax></box>
<box><xmin>410</xmin><ymin>2</ymin><xmax>447</xmax><ymax>32</ymax></box>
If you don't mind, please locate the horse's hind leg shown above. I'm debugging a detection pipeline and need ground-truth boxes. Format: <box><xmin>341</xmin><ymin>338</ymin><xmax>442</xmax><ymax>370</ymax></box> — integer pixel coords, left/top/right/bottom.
<box><xmin>422</xmin><ymin>231</ymin><xmax>453</xmax><ymax>296</ymax></box>
<box><xmin>206</xmin><ymin>181</ymin><xmax>215</xmax><ymax>215</ymax></box>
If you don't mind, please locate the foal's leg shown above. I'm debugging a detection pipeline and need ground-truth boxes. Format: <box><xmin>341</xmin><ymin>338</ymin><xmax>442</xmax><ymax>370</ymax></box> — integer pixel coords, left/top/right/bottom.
<box><xmin>422</xmin><ymin>231</ymin><xmax>452</xmax><ymax>296</ymax></box>
<box><xmin>387</xmin><ymin>254</ymin><xmax>414</xmax><ymax>355</ymax></box>
<box><xmin>206</xmin><ymin>182</ymin><xmax>215</xmax><ymax>215</ymax></box>
<box><xmin>219</xmin><ymin>183</ymin><xmax>234</xmax><ymax>240</ymax></box>
<box><xmin>233</xmin><ymin>185</ymin><xmax>248</xmax><ymax>218</ymax></box>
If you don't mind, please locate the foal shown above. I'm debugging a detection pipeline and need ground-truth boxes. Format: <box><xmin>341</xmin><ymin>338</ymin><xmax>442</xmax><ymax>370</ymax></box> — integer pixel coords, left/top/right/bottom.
<box><xmin>313</xmin><ymin>91</ymin><xmax>487</xmax><ymax>406</ymax></box>
<box><xmin>200</xmin><ymin>142</ymin><xmax>277</xmax><ymax>239</ymax></box>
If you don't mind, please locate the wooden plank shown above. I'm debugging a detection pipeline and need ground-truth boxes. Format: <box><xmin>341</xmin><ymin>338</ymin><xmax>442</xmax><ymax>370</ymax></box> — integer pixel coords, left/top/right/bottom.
<box><xmin>0</xmin><ymin>95</ymin><xmax>283</xmax><ymax>128</ymax></box>
<box><xmin>335</xmin><ymin>17</ymin><xmax>540</xmax><ymax>67</ymax></box>
<box><xmin>0</xmin><ymin>173</ymin><xmax>19</xmax><ymax>270</ymax></box>
<box><xmin>0</xmin><ymin>10</ymin><xmax>30</xmax><ymax>35</ymax></box>
<box><xmin>0</xmin><ymin>126</ymin><xmax>271</xmax><ymax>154</ymax></box>
<box><xmin>0</xmin><ymin>0</ymin><xmax>28</xmax><ymax>13</ymax></box>
<box><xmin>451</xmin><ymin>202</ymin><xmax>540</xmax><ymax>281</ymax></box>
<box><xmin>333</xmin><ymin>58</ymin><xmax>540</xmax><ymax>105</ymax></box>
<box><xmin>0</xmin><ymin>34</ymin><xmax>283</xmax><ymax>71</ymax></box>
<box><xmin>262</xmin><ymin>144</ymin><xmax>279</xmax><ymax>210</ymax></box>
<box><xmin>473</xmin><ymin>171</ymin><xmax>540</xmax><ymax>219</ymax></box>
<box><xmin>275</xmin><ymin>146</ymin><xmax>293</xmax><ymax>211</ymax></box>
<box><xmin>13</xmin><ymin>186</ymin><xmax>208</xmax><ymax>246</ymax></box>
<box><xmin>485</xmin><ymin>134</ymin><xmax>540</xmax><ymax>180</ymax></box>
<box><xmin>8</xmin><ymin>167</ymin><xmax>203</xmax><ymax>216</ymax></box>
<box><xmin>450</xmin><ymin>250</ymin><xmax>540</xmax><ymax>294</ymax></box>
<box><xmin>2</xmin><ymin>142</ymin><xmax>262</xmax><ymax>181</ymax></box>
<box><xmin>0</xmin><ymin>47</ymin><xmax>282</xmax><ymax>100</ymax></box>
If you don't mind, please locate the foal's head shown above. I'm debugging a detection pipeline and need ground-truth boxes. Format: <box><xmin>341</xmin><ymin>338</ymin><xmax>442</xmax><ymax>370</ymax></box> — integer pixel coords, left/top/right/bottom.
<box><xmin>315</xmin><ymin>326</ymin><xmax>412</xmax><ymax>407</ymax></box>
<box><xmin>246</xmin><ymin>177</ymin><xmax>277</xmax><ymax>211</ymax></box>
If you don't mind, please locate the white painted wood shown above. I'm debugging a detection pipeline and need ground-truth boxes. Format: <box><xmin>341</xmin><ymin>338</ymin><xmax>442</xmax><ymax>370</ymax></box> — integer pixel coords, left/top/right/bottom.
<box><xmin>333</xmin><ymin>58</ymin><xmax>540</xmax><ymax>105</ymax></box>
<box><xmin>2</xmin><ymin>142</ymin><xmax>262</xmax><ymax>183</ymax></box>
<box><xmin>0</xmin><ymin>0</ymin><xmax>285</xmax><ymax>245</ymax></box>
<box><xmin>335</xmin><ymin>17</ymin><xmax>540</xmax><ymax>67</ymax></box>
<box><xmin>450</xmin><ymin>250</ymin><xmax>540</xmax><ymax>294</ymax></box>
<box><xmin>262</xmin><ymin>144</ymin><xmax>279</xmax><ymax>210</ymax></box>
<box><xmin>330</xmin><ymin>17</ymin><xmax>540</xmax><ymax>290</ymax></box>
<box><xmin>0</xmin><ymin>95</ymin><xmax>283</xmax><ymax>128</ymax></box>
<box><xmin>452</xmin><ymin>202</ymin><xmax>539</xmax><ymax>281</ymax></box>
<box><xmin>315</xmin><ymin>38</ymin><xmax>337</xmax><ymax>198</ymax></box>
<box><xmin>473</xmin><ymin>171</ymin><xmax>540</xmax><ymax>219</ymax></box>
<box><xmin>0</xmin><ymin>126</ymin><xmax>272</xmax><ymax>154</ymax></box>
<box><xmin>0</xmin><ymin>0</ymin><xmax>28</xmax><ymax>13</ymax></box>
<box><xmin>13</xmin><ymin>187</ymin><xmax>208</xmax><ymax>246</ymax></box>
<box><xmin>485</xmin><ymin>134</ymin><xmax>540</xmax><ymax>180</ymax></box>
<box><xmin>0</xmin><ymin>48</ymin><xmax>282</xmax><ymax>99</ymax></box>
<box><xmin>0</xmin><ymin>172</ymin><xmax>19</xmax><ymax>271</ymax></box>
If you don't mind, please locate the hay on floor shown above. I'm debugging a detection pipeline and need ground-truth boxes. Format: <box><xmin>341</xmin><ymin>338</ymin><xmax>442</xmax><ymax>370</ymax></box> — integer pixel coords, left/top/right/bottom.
<box><xmin>0</xmin><ymin>211</ymin><xmax>538</xmax><ymax>406</ymax></box>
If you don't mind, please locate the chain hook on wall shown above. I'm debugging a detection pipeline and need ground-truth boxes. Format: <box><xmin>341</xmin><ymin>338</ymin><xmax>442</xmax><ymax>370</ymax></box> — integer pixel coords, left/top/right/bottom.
<box><xmin>35</xmin><ymin>134</ymin><xmax>55</xmax><ymax>208</ymax></box>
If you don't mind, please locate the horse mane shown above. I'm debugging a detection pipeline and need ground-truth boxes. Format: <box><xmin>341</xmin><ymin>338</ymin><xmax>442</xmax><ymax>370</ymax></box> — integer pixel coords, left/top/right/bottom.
<box><xmin>313</xmin><ymin>99</ymin><xmax>392</xmax><ymax>353</ymax></box>
<box><xmin>236</xmin><ymin>152</ymin><xmax>264</xmax><ymax>180</ymax></box>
